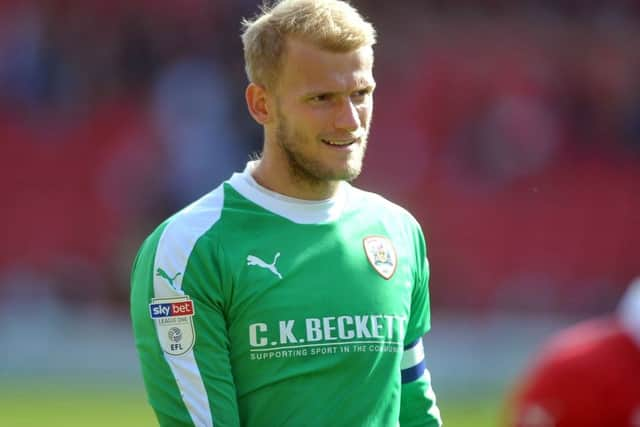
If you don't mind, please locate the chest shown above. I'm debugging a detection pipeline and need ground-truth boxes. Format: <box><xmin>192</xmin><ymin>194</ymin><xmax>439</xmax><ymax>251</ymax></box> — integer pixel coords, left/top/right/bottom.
<box><xmin>224</xmin><ymin>218</ymin><xmax>415</xmax><ymax>355</ymax></box>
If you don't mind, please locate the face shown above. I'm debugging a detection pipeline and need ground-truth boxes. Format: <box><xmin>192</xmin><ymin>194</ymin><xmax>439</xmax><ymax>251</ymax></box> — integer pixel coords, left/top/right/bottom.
<box><xmin>269</xmin><ymin>38</ymin><xmax>375</xmax><ymax>187</ymax></box>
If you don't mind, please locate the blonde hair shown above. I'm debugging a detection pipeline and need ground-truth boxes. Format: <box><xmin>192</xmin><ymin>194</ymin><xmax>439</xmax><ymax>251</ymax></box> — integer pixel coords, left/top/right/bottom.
<box><xmin>241</xmin><ymin>0</ymin><xmax>377</xmax><ymax>89</ymax></box>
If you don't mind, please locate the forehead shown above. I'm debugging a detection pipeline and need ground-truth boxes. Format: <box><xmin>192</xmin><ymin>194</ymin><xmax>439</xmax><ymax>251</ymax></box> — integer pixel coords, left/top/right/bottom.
<box><xmin>277</xmin><ymin>38</ymin><xmax>375</xmax><ymax>95</ymax></box>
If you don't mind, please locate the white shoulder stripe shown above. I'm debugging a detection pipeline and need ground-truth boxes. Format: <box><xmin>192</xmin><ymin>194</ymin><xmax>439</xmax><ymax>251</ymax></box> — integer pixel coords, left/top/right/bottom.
<box><xmin>167</xmin><ymin>354</ymin><xmax>215</xmax><ymax>426</ymax></box>
<box><xmin>401</xmin><ymin>340</ymin><xmax>425</xmax><ymax>370</ymax></box>
<box><xmin>154</xmin><ymin>186</ymin><xmax>224</xmax><ymax>296</ymax></box>
<box><xmin>153</xmin><ymin>185</ymin><xmax>225</xmax><ymax>427</ymax></box>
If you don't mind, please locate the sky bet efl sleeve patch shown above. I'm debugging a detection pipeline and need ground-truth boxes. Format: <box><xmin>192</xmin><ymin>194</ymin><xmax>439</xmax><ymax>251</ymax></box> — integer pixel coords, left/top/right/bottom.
<box><xmin>149</xmin><ymin>296</ymin><xmax>196</xmax><ymax>356</ymax></box>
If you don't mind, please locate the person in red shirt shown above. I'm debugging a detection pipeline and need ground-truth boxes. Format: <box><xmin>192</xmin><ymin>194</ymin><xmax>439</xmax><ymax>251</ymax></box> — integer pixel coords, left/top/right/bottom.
<box><xmin>506</xmin><ymin>277</ymin><xmax>640</xmax><ymax>427</ymax></box>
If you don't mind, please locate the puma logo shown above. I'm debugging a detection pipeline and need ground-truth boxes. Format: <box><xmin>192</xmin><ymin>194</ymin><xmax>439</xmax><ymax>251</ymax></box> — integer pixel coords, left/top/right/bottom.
<box><xmin>156</xmin><ymin>268</ymin><xmax>182</xmax><ymax>288</ymax></box>
<box><xmin>247</xmin><ymin>253</ymin><xmax>282</xmax><ymax>279</ymax></box>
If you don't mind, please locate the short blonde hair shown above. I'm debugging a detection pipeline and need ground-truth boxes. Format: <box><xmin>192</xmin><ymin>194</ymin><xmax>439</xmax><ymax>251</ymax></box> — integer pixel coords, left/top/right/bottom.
<box><xmin>241</xmin><ymin>0</ymin><xmax>377</xmax><ymax>89</ymax></box>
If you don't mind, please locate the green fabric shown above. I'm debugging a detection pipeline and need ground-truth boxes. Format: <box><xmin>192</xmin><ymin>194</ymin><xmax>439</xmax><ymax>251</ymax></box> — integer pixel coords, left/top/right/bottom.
<box><xmin>131</xmin><ymin>173</ymin><xmax>441</xmax><ymax>427</ymax></box>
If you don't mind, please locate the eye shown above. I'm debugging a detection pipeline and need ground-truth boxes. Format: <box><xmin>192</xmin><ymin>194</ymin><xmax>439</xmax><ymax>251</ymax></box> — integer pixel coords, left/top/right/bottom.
<box><xmin>310</xmin><ymin>93</ymin><xmax>331</xmax><ymax>103</ymax></box>
<box><xmin>351</xmin><ymin>89</ymin><xmax>372</xmax><ymax>102</ymax></box>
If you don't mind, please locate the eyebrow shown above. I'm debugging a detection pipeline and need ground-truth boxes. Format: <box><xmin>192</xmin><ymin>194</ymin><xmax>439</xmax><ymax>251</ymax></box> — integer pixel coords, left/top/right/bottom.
<box><xmin>304</xmin><ymin>83</ymin><xmax>376</xmax><ymax>98</ymax></box>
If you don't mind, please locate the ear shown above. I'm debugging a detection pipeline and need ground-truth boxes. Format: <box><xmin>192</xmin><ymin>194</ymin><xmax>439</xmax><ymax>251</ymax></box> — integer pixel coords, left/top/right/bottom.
<box><xmin>246</xmin><ymin>83</ymin><xmax>273</xmax><ymax>125</ymax></box>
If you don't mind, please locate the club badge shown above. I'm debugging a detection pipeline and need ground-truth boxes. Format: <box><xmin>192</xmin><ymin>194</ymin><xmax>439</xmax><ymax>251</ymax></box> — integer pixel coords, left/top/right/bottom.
<box><xmin>363</xmin><ymin>236</ymin><xmax>397</xmax><ymax>280</ymax></box>
<box><xmin>149</xmin><ymin>296</ymin><xmax>196</xmax><ymax>356</ymax></box>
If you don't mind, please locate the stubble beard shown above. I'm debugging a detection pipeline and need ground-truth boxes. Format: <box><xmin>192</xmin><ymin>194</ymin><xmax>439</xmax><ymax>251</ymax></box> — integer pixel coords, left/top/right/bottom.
<box><xmin>275</xmin><ymin>110</ymin><xmax>369</xmax><ymax>188</ymax></box>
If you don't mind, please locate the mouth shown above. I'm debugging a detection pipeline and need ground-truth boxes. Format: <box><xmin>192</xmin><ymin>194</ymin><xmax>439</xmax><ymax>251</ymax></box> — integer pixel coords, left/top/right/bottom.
<box><xmin>321</xmin><ymin>138</ymin><xmax>358</xmax><ymax>148</ymax></box>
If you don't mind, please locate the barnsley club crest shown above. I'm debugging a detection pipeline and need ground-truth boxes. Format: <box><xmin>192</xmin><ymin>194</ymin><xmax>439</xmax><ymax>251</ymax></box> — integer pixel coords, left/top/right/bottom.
<box><xmin>363</xmin><ymin>236</ymin><xmax>397</xmax><ymax>279</ymax></box>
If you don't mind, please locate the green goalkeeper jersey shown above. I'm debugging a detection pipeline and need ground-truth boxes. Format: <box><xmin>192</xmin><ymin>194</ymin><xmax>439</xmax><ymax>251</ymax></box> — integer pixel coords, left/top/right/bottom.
<box><xmin>131</xmin><ymin>162</ymin><xmax>442</xmax><ymax>427</ymax></box>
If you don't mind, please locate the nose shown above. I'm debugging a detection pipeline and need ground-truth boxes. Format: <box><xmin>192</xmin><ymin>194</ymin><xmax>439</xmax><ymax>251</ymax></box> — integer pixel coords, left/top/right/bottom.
<box><xmin>334</xmin><ymin>98</ymin><xmax>360</xmax><ymax>132</ymax></box>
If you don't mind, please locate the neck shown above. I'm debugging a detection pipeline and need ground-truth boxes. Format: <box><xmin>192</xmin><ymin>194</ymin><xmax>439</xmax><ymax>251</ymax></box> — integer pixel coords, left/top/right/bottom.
<box><xmin>252</xmin><ymin>157</ymin><xmax>340</xmax><ymax>200</ymax></box>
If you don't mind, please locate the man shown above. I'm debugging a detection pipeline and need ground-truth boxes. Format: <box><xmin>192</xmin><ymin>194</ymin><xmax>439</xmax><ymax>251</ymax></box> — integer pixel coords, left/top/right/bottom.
<box><xmin>506</xmin><ymin>277</ymin><xmax>640</xmax><ymax>427</ymax></box>
<box><xmin>131</xmin><ymin>1</ymin><xmax>442</xmax><ymax>426</ymax></box>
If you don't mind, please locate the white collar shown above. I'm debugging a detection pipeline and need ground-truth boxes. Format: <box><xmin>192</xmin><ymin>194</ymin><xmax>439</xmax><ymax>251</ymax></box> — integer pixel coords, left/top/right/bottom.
<box><xmin>227</xmin><ymin>161</ymin><xmax>349</xmax><ymax>224</ymax></box>
<box><xmin>618</xmin><ymin>277</ymin><xmax>640</xmax><ymax>348</ymax></box>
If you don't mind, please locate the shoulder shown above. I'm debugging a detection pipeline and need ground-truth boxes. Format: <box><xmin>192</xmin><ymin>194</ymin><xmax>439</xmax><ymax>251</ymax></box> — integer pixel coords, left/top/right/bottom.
<box><xmin>348</xmin><ymin>185</ymin><xmax>421</xmax><ymax>228</ymax></box>
<box><xmin>141</xmin><ymin>184</ymin><xmax>227</xmax><ymax>258</ymax></box>
<box><xmin>537</xmin><ymin>317</ymin><xmax>630</xmax><ymax>367</ymax></box>
<box><xmin>518</xmin><ymin>317</ymin><xmax>629</xmax><ymax>392</ymax></box>
<box><xmin>510</xmin><ymin>317</ymin><xmax>634</xmax><ymax>426</ymax></box>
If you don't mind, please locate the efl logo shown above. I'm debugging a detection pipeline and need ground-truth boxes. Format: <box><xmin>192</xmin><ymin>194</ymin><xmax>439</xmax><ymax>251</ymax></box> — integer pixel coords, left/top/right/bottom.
<box><xmin>149</xmin><ymin>300</ymin><xmax>194</xmax><ymax>319</ymax></box>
